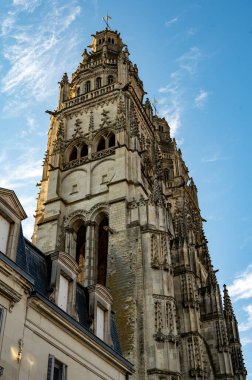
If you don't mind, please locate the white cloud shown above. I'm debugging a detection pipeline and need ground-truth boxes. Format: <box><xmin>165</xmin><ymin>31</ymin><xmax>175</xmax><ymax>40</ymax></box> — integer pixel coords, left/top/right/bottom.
<box><xmin>241</xmin><ymin>336</ymin><xmax>252</xmax><ymax>346</ymax></box>
<box><xmin>0</xmin><ymin>147</ymin><xmax>42</xmax><ymax>190</ymax></box>
<box><xmin>165</xmin><ymin>17</ymin><xmax>178</xmax><ymax>27</ymax></box>
<box><xmin>157</xmin><ymin>46</ymin><xmax>202</xmax><ymax>136</ymax></box>
<box><xmin>1</xmin><ymin>2</ymin><xmax>81</xmax><ymax>108</ymax></box>
<box><xmin>13</xmin><ymin>0</ymin><xmax>40</xmax><ymax>13</ymax></box>
<box><xmin>1</xmin><ymin>12</ymin><xmax>16</xmax><ymax>36</ymax></box>
<box><xmin>239</xmin><ymin>304</ymin><xmax>252</xmax><ymax>332</ymax></box>
<box><xmin>194</xmin><ymin>89</ymin><xmax>208</xmax><ymax>108</ymax></box>
<box><xmin>21</xmin><ymin>116</ymin><xmax>37</xmax><ymax>137</ymax></box>
<box><xmin>228</xmin><ymin>264</ymin><xmax>252</xmax><ymax>301</ymax></box>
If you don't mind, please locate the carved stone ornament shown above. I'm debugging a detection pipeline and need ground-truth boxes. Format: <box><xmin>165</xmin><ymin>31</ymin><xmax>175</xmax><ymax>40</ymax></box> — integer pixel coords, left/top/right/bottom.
<box><xmin>72</xmin><ymin>118</ymin><xmax>84</xmax><ymax>138</ymax></box>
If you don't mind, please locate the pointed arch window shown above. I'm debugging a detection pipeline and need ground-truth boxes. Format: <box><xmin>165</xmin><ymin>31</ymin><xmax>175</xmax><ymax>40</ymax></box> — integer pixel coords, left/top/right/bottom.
<box><xmin>69</xmin><ymin>146</ymin><xmax>78</xmax><ymax>161</ymax></box>
<box><xmin>97</xmin><ymin>136</ymin><xmax>106</xmax><ymax>152</ymax></box>
<box><xmin>97</xmin><ymin>216</ymin><xmax>109</xmax><ymax>286</ymax></box>
<box><xmin>76</xmin><ymin>225</ymin><xmax>86</xmax><ymax>283</ymax></box>
<box><xmin>108</xmin><ymin>133</ymin><xmax>115</xmax><ymax>148</ymax></box>
<box><xmin>96</xmin><ymin>77</ymin><xmax>102</xmax><ymax>89</ymax></box>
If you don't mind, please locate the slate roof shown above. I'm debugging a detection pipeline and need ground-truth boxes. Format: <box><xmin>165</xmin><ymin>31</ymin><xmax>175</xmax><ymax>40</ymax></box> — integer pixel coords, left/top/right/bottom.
<box><xmin>15</xmin><ymin>227</ymin><xmax>122</xmax><ymax>355</ymax></box>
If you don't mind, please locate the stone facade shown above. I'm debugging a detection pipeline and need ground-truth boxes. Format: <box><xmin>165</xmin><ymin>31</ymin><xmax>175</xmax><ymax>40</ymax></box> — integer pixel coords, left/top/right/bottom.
<box><xmin>32</xmin><ymin>27</ymin><xmax>247</xmax><ymax>379</ymax></box>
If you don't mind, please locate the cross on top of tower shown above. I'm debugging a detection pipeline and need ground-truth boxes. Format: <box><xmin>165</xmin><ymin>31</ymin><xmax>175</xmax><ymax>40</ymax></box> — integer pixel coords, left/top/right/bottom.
<box><xmin>102</xmin><ymin>13</ymin><xmax>112</xmax><ymax>29</ymax></box>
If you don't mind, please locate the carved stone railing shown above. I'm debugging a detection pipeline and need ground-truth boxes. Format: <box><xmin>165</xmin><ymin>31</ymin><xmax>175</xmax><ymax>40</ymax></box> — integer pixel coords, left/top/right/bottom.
<box><xmin>62</xmin><ymin>147</ymin><xmax>116</xmax><ymax>171</ymax></box>
<box><xmin>62</xmin><ymin>83</ymin><xmax>116</xmax><ymax>110</ymax></box>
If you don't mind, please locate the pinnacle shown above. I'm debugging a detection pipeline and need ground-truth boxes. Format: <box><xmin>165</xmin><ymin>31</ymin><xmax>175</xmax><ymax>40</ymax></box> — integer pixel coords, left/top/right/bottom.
<box><xmin>223</xmin><ymin>284</ymin><xmax>234</xmax><ymax>316</ymax></box>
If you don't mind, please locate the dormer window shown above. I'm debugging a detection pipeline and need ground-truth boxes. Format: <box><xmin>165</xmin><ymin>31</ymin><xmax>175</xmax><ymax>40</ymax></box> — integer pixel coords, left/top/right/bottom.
<box><xmin>58</xmin><ymin>274</ymin><xmax>69</xmax><ymax>312</ymax></box>
<box><xmin>96</xmin><ymin>77</ymin><xmax>102</xmax><ymax>89</ymax></box>
<box><xmin>85</xmin><ymin>81</ymin><xmax>91</xmax><ymax>93</ymax></box>
<box><xmin>108</xmin><ymin>75</ymin><xmax>114</xmax><ymax>85</ymax></box>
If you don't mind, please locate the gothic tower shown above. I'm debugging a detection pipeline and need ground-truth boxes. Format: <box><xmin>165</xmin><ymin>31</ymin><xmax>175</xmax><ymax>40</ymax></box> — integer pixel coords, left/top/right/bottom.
<box><xmin>32</xmin><ymin>26</ymin><xmax>246</xmax><ymax>380</ymax></box>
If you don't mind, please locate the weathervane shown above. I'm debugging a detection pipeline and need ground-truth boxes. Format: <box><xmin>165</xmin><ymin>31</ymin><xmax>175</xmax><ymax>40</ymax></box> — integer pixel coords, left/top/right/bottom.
<box><xmin>102</xmin><ymin>13</ymin><xmax>112</xmax><ymax>29</ymax></box>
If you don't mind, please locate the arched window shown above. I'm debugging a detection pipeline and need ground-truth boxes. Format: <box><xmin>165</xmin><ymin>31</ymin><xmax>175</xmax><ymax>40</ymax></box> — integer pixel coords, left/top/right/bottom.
<box><xmin>108</xmin><ymin>133</ymin><xmax>115</xmax><ymax>148</ymax></box>
<box><xmin>85</xmin><ymin>81</ymin><xmax>91</xmax><ymax>93</ymax></box>
<box><xmin>97</xmin><ymin>216</ymin><xmax>109</xmax><ymax>286</ymax></box>
<box><xmin>108</xmin><ymin>75</ymin><xmax>114</xmax><ymax>85</ymax></box>
<box><xmin>76</xmin><ymin>87</ymin><xmax>80</xmax><ymax>96</ymax></box>
<box><xmin>96</xmin><ymin>77</ymin><xmax>102</xmax><ymax>89</ymax></box>
<box><xmin>80</xmin><ymin>144</ymin><xmax>88</xmax><ymax>157</ymax></box>
<box><xmin>76</xmin><ymin>225</ymin><xmax>86</xmax><ymax>283</ymax></box>
<box><xmin>69</xmin><ymin>146</ymin><xmax>78</xmax><ymax>161</ymax></box>
<box><xmin>97</xmin><ymin>136</ymin><xmax>106</xmax><ymax>152</ymax></box>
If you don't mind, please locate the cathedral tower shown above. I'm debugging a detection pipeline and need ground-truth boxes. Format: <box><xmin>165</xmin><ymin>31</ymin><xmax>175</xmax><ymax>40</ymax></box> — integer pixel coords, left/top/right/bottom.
<box><xmin>33</xmin><ymin>26</ymin><xmax>246</xmax><ymax>380</ymax></box>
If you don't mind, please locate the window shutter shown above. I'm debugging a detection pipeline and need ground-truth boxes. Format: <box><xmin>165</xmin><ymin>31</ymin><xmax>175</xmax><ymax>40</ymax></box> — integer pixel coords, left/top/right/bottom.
<box><xmin>47</xmin><ymin>354</ymin><xmax>55</xmax><ymax>380</ymax></box>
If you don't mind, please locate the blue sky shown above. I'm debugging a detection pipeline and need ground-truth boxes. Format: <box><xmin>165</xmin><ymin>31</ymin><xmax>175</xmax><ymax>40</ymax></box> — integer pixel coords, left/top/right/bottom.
<box><xmin>0</xmin><ymin>0</ymin><xmax>251</xmax><ymax>375</ymax></box>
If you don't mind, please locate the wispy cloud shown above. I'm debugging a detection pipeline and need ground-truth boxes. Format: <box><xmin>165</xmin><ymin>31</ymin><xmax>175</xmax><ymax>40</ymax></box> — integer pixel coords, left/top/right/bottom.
<box><xmin>239</xmin><ymin>304</ymin><xmax>252</xmax><ymax>332</ymax></box>
<box><xmin>157</xmin><ymin>46</ymin><xmax>202</xmax><ymax>136</ymax></box>
<box><xmin>13</xmin><ymin>0</ymin><xmax>40</xmax><ymax>13</ymax></box>
<box><xmin>241</xmin><ymin>336</ymin><xmax>252</xmax><ymax>346</ymax></box>
<box><xmin>0</xmin><ymin>147</ymin><xmax>42</xmax><ymax>189</ymax></box>
<box><xmin>194</xmin><ymin>89</ymin><xmax>208</xmax><ymax>108</ymax></box>
<box><xmin>201</xmin><ymin>151</ymin><xmax>229</xmax><ymax>163</ymax></box>
<box><xmin>1</xmin><ymin>1</ymin><xmax>81</xmax><ymax>110</ymax></box>
<box><xmin>165</xmin><ymin>17</ymin><xmax>178</xmax><ymax>28</ymax></box>
<box><xmin>228</xmin><ymin>264</ymin><xmax>252</xmax><ymax>301</ymax></box>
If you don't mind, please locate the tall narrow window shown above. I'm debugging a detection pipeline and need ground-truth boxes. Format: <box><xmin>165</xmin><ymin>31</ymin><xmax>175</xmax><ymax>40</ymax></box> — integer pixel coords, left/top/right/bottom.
<box><xmin>96</xmin><ymin>77</ymin><xmax>102</xmax><ymax>89</ymax></box>
<box><xmin>97</xmin><ymin>137</ymin><xmax>105</xmax><ymax>152</ymax></box>
<box><xmin>76</xmin><ymin>225</ymin><xmax>86</xmax><ymax>283</ymax></box>
<box><xmin>0</xmin><ymin>214</ymin><xmax>10</xmax><ymax>254</ymax></box>
<box><xmin>85</xmin><ymin>81</ymin><xmax>91</xmax><ymax>93</ymax></box>
<box><xmin>108</xmin><ymin>133</ymin><xmax>115</xmax><ymax>148</ymax></box>
<box><xmin>97</xmin><ymin>306</ymin><xmax>105</xmax><ymax>340</ymax></box>
<box><xmin>80</xmin><ymin>144</ymin><xmax>88</xmax><ymax>157</ymax></box>
<box><xmin>47</xmin><ymin>355</ymin><xmax>67</xmax><ymax>380</ymax></box>
<box><xmin>108</xmin><ymin>75</ymin><xmax>114</xmax><ymax>85</ymax></box>
<box><xmin>69</xmin><ymin>146</ymin><xmax>77</xmax><ymax>161</ymax></box>
<box><xmin>97</xmin><ymin>216</ymin><xmax>109</xmax><ymax>286</ymax></box>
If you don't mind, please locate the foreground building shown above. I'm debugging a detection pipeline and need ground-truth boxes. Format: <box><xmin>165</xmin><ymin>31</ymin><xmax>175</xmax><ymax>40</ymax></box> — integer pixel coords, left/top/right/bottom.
<box><xmin>0</xmin><ymin>25</ymin><xmax>246</xmax><ymax>379</ymax></box>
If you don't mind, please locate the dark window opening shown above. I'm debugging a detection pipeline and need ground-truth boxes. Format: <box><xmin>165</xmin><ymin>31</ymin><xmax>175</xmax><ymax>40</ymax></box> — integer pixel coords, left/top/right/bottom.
<box><xmin>69</xmin><ymin>146</ymin><xmax>78</xmax><ymax>161</ymax></box>
<box><xmin>96</xmin><ymin>77</ymin><xmax>102</xmax><ymax>89</ymax></box>
<box><xmin>112</xmin><ymin>38</ymin><xmax>114</xmax><ymax>44</ymax></box>
<box><xmin>97</xmin><ymin>137</ymin><xmax>105</xmax><ymax>152</ymax></box>
<box><xmin>80</xmin><ymin>144</ymin><xmax>88</xmax><ymax>157</ymax></box>
<box><xmin>108</xmin><ymin>133</ymin><xmax>115</xmax><ymax>148</ymax></box>
<box><xmin>108</xmin><ymin>75</ymin><xmax>114</xmax><ymax>85</ymax></box>
<box><xmin>76</xmin><ymin>87</ymin><xmax>80</xmax><ymax>96</ymax></box>
<box><xmin>85</xmin><ymin>81</ymin><xmax>91</xmax><ymax>93</ymax></box>
<box><xmin>97</xmin><ymin>216</ymin><xmax>109</xmax><ymax>286</ymax></box>
<box><xmin>108</xmin><ymin>37</ymin><xmax>111</xmax><ymax>43</ymax></box>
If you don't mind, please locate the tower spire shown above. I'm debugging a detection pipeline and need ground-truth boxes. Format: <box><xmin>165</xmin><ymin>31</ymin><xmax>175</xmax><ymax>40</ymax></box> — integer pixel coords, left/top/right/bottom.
<box><xmin>223</xmin><ymin>284</ymin><xmax>234</xmax><ymax>316</ymax></box>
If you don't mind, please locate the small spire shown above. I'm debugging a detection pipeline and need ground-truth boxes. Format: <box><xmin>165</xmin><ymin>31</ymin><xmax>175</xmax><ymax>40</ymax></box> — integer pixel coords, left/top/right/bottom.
<box><xmin>223</xmin><ymin>284</ymin><xmax>234</xmax><ymax>316</ymax></box>
<box><xmin>60</xmin><ymin>72</ymin><xmax>69</xmax><ymax>85</ymax></box>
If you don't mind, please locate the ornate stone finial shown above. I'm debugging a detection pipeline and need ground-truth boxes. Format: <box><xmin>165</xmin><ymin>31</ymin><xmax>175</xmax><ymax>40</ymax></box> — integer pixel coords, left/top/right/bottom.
<box><xmin>99</xmin><ymin>109</ymin><xmax>111</xmax><ymax>129</ymax></box>
<box><xmin>89</xmin><ymin>111</ymin><xmax>94</xmax><ymax>133</ymax></box>
<box><xmin>60</xmin><ymin>72</ymin><xmax>69</xmax><ymax>84</ymax></box>
<box><xmin>82</xmin><ymin>49</ymin><xmax>89</xmax><ymax>62</ymax></box>
<box><xmin>129</xmin><ymin>102</ymin><xmax>139</xmax><ymax>137</ymax></box>
<box><xmin>72</xmin><ymin>118</ymin><xmax>83</xmax><ymax>138</ymax></box>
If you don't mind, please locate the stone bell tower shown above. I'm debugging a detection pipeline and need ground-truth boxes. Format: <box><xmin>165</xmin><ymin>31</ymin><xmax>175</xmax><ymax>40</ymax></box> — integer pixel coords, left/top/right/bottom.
<box><xmin>32</xmin><ymin>26</ymin><xmax>246</xmax><ymax>380</ymax></box>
